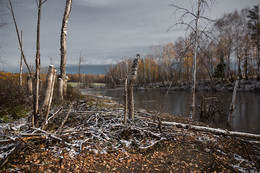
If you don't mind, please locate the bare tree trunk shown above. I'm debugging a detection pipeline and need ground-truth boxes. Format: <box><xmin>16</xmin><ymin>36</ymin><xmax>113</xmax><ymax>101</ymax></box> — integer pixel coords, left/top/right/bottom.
<box><xmin>228</xmin><ymin>80</ymin><xmax>239</xmax><ymax>126</ymax></box>
<box><xmin>124</xmin><ymin>77</ymin><xmax>128</xmax><ymax>124</ymax></box>
<box><xmin>128</xmin><ymin>54</ymin><xmax>140</xmax><ymax>121</ymax></box>
<box><xmin>19</xmin><ymin>30</ymin><xmax>23</xmax><ymax>87</ymax></box>
<box><xmin>244</xmin><ymin>47</ymin><xmax>248</xmax><ymax>80</ymax></box>
<box><xmin>190</xmin><ymin>0</ymin><xmax>201</xmax><ymax>120</ymax></box>
<box><xmin>237</xmin><ymin>52</ymin><xmax>242</xmax><ymax>80</ymax></box>
<box><xmin>58</xmin><ymin>78</ymin><xmax>64</xmax><ymax>101</ymax></box>
<box><xmin>27</xmin><ymin>76</ymin><xmax>33</xmax><ymax>95</ymax></box>
<box><xmin>257</xmin><ymin>33</ymin><xmax>260</xmax><ymax>80</ymax></box>
<box><xmin>33</xmin><ymin>0</ymin><xmax>46</xmax><ymax>128</ymax></box>
<box><xmin>78</xmin><ymin>52</ymin><xmax>83</xmax><ymax>89</ymax></box>
<box><xmin>8</xmin><ymin>0</ymin><xmax>32</xmax><ymax>76</ymax></box>
<box><xmin>60</xmin><ymin>0</ymin><xmax>72</xmax><ymax>96</ymax></box>
<box><xmin>42</xmin><ymin>68</ymin><xmax>56</xmax><ymax>130</ymax></box>
<box><xmin>40</xmin><ymin>65</ymin><xmax>55</xmax><ymax>112</ymax></box>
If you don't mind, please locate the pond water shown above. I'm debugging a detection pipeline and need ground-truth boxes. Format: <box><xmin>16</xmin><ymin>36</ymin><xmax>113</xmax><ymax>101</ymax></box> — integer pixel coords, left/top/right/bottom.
<box><xmin>82</xmin><ymin>88</ymin><xmax>260</xmax><ymax>134</ymax></box>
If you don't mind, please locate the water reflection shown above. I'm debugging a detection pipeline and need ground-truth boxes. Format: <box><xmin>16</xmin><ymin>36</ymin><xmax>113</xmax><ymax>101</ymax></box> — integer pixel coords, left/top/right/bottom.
<box><xmin>82</xmin><ymin>89</ymin><xmax>260</xmax><ymax>134</ymax></box>
<box><xmin>232</xmin><ymin>93</ymin><xmax>260</xmax><ymax>134</ymax></box>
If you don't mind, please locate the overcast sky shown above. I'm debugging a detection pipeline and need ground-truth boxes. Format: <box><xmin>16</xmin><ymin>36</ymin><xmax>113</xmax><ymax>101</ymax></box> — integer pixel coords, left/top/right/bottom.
<box><xmin>0</xmin><ymin>0</ymin><xmax>259</xmax><ymax>71</ymax></box>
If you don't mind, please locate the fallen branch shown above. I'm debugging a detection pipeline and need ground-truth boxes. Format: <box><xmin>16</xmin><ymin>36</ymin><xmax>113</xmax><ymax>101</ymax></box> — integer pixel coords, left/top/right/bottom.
<box><xmin>0</xmin><ymin>142</ymin><xmax>22</xmax><ymax>169</ymax></box>
<box><xmin>162</xmin><ymin>121</ymin><xmax>260</xmax><ymax>139</ymax></box>
<box><xmin>32</xmin><ymin>128</ymin><xmax>76</xmax><ymax>147</ymax></box>
<box><xmin>56</xmin><ymin>103</ymin><xmax>74</xmax><ymax>133</ymax></box>
<box><xmin>42</xmin><ymin>107</ymin><xmax>63</xmax><ymax>130</ymax></box>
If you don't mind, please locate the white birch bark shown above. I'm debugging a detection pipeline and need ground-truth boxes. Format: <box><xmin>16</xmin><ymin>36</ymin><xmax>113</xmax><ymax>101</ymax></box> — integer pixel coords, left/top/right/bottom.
<box><xmin>190</xmin><ymin>0</ymin><xmax>201</xmax><ymax>120</ymax></box>
<box><xmin>60</xmin><ymin>0</ymin><xmax>72</xmax><ymax>96</ymax></box>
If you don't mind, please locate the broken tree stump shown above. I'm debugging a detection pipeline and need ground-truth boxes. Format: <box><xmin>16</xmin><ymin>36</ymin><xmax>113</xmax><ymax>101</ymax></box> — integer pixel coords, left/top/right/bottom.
<box><xmin>127</xmin><ymin>54</ymin><xmax>140</xmax><ymax>121</ymax></box>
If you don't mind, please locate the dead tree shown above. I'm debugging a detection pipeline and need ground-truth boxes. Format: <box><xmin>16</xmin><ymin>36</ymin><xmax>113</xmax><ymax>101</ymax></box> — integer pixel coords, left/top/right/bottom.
<box><xmin>78</xmin><ymin>52</ymin><xmax>84</xmax><ymax>89</ymax></box>
<box><xmin>190</xmin><ymin>0</ymin><xmax>202</xmax><ymax>120</ymax></box>
<box><xmin>8</xmin><ymin>0</ymin><xmax>32</xmax><ymax>76</ymax></box>
<box><xmin>41</xmin><ymin>67</ymin><xmax>57</xmax><ymax>130</ymax></box>
<box><xmin>33</xmin><ymin>0</ymin><xmax>47</xmax><ymax>127</ymax></box>
<box><xmin>27</xmin><ymin>76</ymin><xmax>33</xmax><ymax>95</ymax></box>
<box><xmin>127</xmin><ymin>54</ymin><xmax>140</xmax><ymax>121</ymax></box>
<box><xmin>228</xmin><ymin>80</ymin><xmax>239</xmax><ymax>125</ymax></box>
<box><xmin>124</xmin><ymin>77</ymin><xmax>128</xmax><ymax>124</ymax></box>
<box><xmin>19</xmin><ymin>30</ymin><xmax>23</xmax><ymax>86</ymax></box>
<box><xmin>39</xmin><ymin>65</ymin><xmax>55</xmax><ymax>113</ymax></box>
<box><xmin>60</xmin><ymin>0</ymin><xmax>72</xmax><ymax>96</ymax></box>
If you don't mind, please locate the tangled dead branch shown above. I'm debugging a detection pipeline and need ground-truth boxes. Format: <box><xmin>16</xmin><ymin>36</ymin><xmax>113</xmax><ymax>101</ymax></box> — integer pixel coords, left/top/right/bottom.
<box><xmin>0</xmin><ymin>100</ymin><xmax>259</xmax><ymax>171</ymax></box>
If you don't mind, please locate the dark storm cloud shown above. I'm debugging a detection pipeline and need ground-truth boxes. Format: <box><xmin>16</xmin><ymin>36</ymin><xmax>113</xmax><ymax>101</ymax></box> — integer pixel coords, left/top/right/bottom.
<box><xmin>0</xmin><ymin>0</ymin><xmax>259</xmax><ymax>71</ymax></box>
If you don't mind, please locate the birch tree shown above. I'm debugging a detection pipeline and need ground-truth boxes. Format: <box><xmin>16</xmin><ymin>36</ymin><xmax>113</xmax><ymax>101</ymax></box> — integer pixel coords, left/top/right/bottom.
<box><xmin>60</xmin><ymin>0</ymin><xmax>72</xmax><ymax>96</ymax></box>
<box><xmin>169</xmin><ymin>0</ymin><xmax>214</xmax><ymax>119</ymax></box>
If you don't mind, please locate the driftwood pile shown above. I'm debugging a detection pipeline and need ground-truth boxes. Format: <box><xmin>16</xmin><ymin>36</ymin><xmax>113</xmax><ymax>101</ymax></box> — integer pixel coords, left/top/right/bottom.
<box><xmin>0</xmin><ymin>100</ymin><xmax>260</xmax><ymax>170</ymax></box>
<box><xmin>0</xmin><ymin>101</ymin><xmax>166</xmax><ymax>169</ymax></box>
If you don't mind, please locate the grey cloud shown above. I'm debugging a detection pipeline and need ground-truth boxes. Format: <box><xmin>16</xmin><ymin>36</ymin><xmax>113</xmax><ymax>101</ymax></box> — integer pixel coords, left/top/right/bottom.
<box><xmin>1</xmin><ymin>0</ymin><xmax>259</xmax><ymax>70</ymax></box>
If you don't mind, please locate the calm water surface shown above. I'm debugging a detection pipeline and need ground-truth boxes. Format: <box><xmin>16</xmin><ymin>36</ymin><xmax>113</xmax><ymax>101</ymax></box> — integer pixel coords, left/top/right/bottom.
<box><xmin>82</xmin><ymin>89</ymin><xmax>260</xmax><ymax>134</ymax></box>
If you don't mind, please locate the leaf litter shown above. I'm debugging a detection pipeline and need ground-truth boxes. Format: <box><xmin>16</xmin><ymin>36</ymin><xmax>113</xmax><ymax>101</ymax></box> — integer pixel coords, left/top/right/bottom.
<box><xmin>0</xmin><ymin>98</ymin><xmax>259</xmax><ymax>172</ymax></box>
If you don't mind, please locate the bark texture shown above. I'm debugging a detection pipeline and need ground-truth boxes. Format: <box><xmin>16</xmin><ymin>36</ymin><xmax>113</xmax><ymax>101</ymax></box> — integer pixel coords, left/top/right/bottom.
<box><xmin>60</xmin><ymin>0</ymin><xmax>72</xmax><ymax>96</ymax></box>
<box><xmin>33</xmin><ymin>0</ymin><xmax>43</xmax><ymax>127</ymax></box>
<box><xmin>58</xmin><ymin>78</ymin><xmax>64</xmax><ymax>101</ymax></box>
<box><xmin>163</xmin><ymin>121</ymin><xmax>260</xmax><ymax>139</ymax></box>
<box><xmin>27</xmin><ymin>76</ymin><xmax>33</xmax><ymax>95</ymax></box>
<box><xmin>128</xmin><ymin>54</ymin><xmax>140</xmax><ymax>120</ymax></box>
<box><xmin>40</xmin><ymin>65</ymin><xmax>55</xmax><ymax>112</ymax></box>
<box><xmin>190</xmin><ymin>0</ymin><xmax>201</xmax><ymax>120</ymax></box>
<box><xmin>42</xmin><ymin>68</ymin><xmax>57</xmax><ymax>130</ymax></box>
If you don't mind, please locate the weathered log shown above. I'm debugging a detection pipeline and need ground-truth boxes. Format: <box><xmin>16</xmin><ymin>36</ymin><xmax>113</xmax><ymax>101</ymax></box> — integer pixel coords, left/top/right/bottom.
<box><xmin>162</xmin><ymin>121</ymin><xmax>260</xmax><ymax>139</ymax></box>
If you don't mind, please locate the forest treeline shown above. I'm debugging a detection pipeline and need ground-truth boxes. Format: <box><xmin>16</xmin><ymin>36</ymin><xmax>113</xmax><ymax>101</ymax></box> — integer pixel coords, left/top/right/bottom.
<box><xmin>105</xmin><ymin>6</ymin><xmax>260</xmax><ymax>87</ymax></box>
